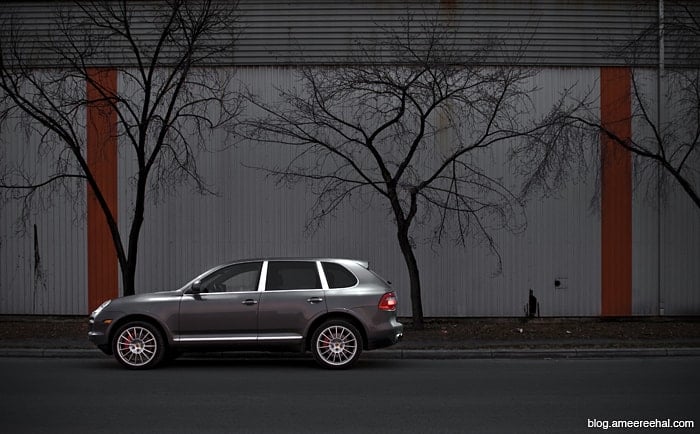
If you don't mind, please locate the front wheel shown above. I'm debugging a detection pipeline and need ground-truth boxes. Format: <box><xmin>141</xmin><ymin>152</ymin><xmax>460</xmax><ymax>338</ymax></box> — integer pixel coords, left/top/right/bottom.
<box><xmin>112</xmin><ymin>321</ymin><xmax>165</xmax><ymax>370</ymax></box>
<box><xmin>311</xmin><ymin>320</ymin><xmax>363</xmax><ymax>369</ymax></box>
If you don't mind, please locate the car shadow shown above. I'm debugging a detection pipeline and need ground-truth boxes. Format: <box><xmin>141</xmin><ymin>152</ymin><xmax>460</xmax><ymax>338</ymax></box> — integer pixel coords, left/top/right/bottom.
<box><xmin>86</xmin><ymin>354</ymin><xmax>403</xmax><ymax>371</ymax></box>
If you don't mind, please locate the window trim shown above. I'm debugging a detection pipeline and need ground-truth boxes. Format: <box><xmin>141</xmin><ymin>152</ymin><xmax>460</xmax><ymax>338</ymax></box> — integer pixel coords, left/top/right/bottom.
<box><xmin>257</xmin><ymin>261</ymin><xmax>269</xmax><ymax>292</ymax></box>
<box><xmin>316</xmin><ymin>261</ymin><xmax>329</xmax><ymax>290</ymax></box>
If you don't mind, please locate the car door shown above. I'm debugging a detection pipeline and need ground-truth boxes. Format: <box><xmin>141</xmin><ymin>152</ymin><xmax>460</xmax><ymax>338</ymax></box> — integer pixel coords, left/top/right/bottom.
<box><xmin>257</xmin><ymin>260</ymin><xmax>327</xmax><ymax>342</ymax></box>
<box><xmin>176</xmin><ymin>262</ymin><xmax>262</xmax><ymax>344</ymax></box>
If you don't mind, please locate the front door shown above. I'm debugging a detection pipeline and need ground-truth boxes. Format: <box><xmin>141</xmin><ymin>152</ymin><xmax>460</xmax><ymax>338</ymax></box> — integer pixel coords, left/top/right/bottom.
<box><xmin>177</xmin><ymin>262</ymin><xmax>262</xmax><ymax>344</ymax></box>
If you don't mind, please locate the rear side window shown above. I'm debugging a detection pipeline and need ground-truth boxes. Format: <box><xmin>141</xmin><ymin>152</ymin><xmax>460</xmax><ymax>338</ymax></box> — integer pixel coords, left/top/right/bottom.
<box><xmin>266</xmin><ymin>261</ymin><xmax>321</xmax><ymax>290</ymax></box>
<box><xmin>322</xmin><ymin>262</ymin><xmax>358</xmax><ymax>288</ymax></box>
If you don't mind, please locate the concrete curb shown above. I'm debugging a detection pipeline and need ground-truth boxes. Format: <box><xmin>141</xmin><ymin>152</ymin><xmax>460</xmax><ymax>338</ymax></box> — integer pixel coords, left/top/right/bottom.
<box><xmin>0</xmin><ymin>348</ymin><xmax>102</xmax><ymax>358</ymax></box>
<box><xmin>366</xmin><ymin>347</ymin><xmax>700</xmax><ymax>359</ymax></box>
<box><xmin>1</xmin><ymin>347</ymin><xmax>700</xmax><ymax>360</ymax></box>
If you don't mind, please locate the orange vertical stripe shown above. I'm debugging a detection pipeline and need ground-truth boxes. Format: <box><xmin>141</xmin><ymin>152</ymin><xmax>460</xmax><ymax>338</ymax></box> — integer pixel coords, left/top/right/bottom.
<box><xmin>600</xmin><ymin>67</ymin><xmax>632</xmax><ymax>316</ymax></box>
<box><xmin>87</xmin><ymin>68</ymin><xmax>119</xmax><ymax>312</ymax></box>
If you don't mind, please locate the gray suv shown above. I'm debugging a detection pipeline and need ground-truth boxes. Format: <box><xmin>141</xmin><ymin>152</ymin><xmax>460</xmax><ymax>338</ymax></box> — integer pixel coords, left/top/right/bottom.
<box><xmin>88</xmin><ymin>258</ymin><xmax>403</xmax><ymax>369</ymax></box>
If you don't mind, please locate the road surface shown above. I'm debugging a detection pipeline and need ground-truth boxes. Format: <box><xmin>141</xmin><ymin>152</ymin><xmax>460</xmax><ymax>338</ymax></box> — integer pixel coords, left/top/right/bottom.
<box><xmin>1</xmin><ymin>356</ymin><xmax>698</xmax><ymax>433</ymax></box>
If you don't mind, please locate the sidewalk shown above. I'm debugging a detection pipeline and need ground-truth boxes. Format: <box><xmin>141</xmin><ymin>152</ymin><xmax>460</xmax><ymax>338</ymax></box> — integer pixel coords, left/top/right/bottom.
<box><xmin>1</xmin><ymin>315</ymin><xmax>699</xmax><ymax>360</ymax></box>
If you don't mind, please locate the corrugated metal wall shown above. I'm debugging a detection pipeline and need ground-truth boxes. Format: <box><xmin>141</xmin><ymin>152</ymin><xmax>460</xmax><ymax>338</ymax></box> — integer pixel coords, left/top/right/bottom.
<box><xmin>120</xmin><ymin>66</ymin><xmax>603</xmax><ymax>317</ymax></box>
<box><xmin>633</xmin><ymin>179</ymin><xmax>700</xmax><ymax>316</ymax></box>
<box><xmin>3</xmin><ymin>0</ymin><xmax>694</xmax><ymax>68</ymax></box>
<box><xmin>3</xmin><ymin>67</ymin><xmax>699</xmax><ymax>316</ymax></box>
<box><xmin>1</xmin><ymin>1</ymin><xmax>699</xmax><ymax>316</ymax></box>
<box><xmin>630</xmin><ymin>68</ymin><xmax>700</xmax><ymax>316</ymax></box>
<box><xmin>0</xmin><ymin>107</ymin><xmax>88</xmax><ymax>315</ymax></box>
<box><xmin>660</xmin><ymin>188</ymin><xmax>700</xmax><ymax>314</ymax></box>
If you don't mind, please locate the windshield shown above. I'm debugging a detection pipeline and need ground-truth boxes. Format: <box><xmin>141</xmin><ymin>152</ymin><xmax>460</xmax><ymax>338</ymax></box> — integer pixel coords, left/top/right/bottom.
<box><xmin>176</xmin><ymin>265</ymin><xmax>224</xmax><ymax>292</ymax></box>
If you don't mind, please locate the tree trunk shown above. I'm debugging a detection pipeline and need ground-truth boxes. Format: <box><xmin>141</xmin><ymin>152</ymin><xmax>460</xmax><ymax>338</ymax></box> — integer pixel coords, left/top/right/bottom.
<box><xmin>396</xmin><ymin>224</ymin><xmax>424</xmax><ymax>329</ymax></box>
<box><xmin>121</xmin><ymin>261</ymin><xmax>137</xmax><ymax>298</ymax></box>
<box><xmin>122</xmin><ymin>173</ymin><xmax>147</xmax><ymax>297</ymax></box>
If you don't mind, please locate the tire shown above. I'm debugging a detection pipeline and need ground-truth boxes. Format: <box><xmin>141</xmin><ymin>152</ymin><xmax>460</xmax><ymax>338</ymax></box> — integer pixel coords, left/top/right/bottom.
<box><xmin>311</xmin><ymin>320</ymin><xmax>363</xmax><ymax>369</ymax></box>
<box><xmin>112</xmin><ymin>321</ymin><xmax>166</xmax><ymax>370</ymax></box>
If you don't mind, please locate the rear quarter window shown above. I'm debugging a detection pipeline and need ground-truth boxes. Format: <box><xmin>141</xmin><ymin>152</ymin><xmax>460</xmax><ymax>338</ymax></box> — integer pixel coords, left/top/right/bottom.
<box><xmin>322</xmin><ymin>262</ymin><xmax>359</xmax><ymax>288</ymax></box>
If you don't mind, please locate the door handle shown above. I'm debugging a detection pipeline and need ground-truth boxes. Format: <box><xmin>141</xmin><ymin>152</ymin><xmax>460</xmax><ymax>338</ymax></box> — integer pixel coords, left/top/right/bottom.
<box><xmin>242</xmin><ymin>299</ymin><xmax>258</xmax><ymax>306</ymax></box>
<box><xmin>307</xmin><ymin>297</ymin><xmax>324</xmax><ymax>304</ymax></box>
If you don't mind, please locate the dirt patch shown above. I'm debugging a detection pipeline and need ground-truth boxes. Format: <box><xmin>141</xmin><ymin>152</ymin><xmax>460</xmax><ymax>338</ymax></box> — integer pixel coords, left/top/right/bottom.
<box><xmin>396</xmin><ymin>317</ymin><xmax>700</xmax><ymax>349</ymax></box>
<box><xmin>1</xmin><ymin>315</ymin><xmax>699</xmax><ymax>350</ymax></box>
<box><xmin>0</xmin><ymin>316</ymin><xmax>87</xmax><ymax>341</ymax></box>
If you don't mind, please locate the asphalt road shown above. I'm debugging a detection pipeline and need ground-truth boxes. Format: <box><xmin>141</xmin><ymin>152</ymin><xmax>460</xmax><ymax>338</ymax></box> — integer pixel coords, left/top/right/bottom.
<box><xmin>0</xmin><ymin>357</ymin><xmax>698</xmax><ymax>434</ymax></box>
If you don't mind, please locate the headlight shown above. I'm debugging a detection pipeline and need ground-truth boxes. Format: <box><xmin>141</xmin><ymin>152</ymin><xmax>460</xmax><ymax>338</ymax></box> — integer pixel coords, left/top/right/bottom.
<box><xmin>91</xmin><ymin>299</ymin><xmax>111</xmax><ymax>318</ymax></box>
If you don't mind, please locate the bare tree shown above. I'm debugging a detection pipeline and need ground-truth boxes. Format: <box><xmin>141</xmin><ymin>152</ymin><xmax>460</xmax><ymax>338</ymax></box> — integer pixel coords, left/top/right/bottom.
<box><xmin>0</xmin><ymin>0</ymin><xmax>242</xmax><ymax>297</ymax></box>
<box><xmin>243</xmin><ymin>15</ymin><xmax>565</xmax><ymax>328</ymax></box>
<box><xmin>525</xmin><ymin>1</ymin><xmax>700</xmax><ymax>211</ymax></box>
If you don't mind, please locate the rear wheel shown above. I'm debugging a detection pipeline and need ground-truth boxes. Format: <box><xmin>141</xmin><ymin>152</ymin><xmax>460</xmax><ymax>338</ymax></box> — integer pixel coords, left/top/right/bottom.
<box><xmin>112</xmin><ymin>321</ymin><xmax>165</xmax><ymax>370</ymax></box>
<box><xmin>311</xmin><ymin>320</ymin><xmax>362</xmax><ymax>369</ymax></box>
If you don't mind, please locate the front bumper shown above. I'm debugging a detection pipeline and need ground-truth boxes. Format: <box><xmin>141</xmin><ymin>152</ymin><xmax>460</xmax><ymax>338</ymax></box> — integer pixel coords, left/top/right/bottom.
<box><xmin>87</xmin><ymin>315</ymin><xmax>114</xmax><ymax>349</ymax></box>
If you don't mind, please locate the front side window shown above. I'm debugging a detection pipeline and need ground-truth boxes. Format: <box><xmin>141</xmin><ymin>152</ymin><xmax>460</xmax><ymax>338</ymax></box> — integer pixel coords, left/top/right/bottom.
<box><xmin>199</xmin><ymin>262</ymin><xmax>262</xmax><ymax>293</ymax></box>
<box><xmin>265</xmin><ymin>261</ymin><xmax>321</xmax><ymax>291</ymax></box>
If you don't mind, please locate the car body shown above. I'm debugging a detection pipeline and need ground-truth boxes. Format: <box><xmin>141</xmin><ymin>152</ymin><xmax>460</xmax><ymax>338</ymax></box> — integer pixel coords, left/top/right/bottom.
<box><xmin>88</xmin><ymin>258</ymin><xmax>403</xmax><ymax>369</ymax></box>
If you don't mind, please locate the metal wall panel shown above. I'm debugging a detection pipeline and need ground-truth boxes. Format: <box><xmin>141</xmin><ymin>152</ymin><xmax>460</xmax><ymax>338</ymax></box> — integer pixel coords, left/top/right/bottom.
<box><xmin>658</xmin><ymin>80</ymin><xmax>700</xmax><ymax>315</ymax></box>
<box><xmin>660</xmin><ymin>188</ymin><xmax>700</xmax><ymax>315</ymax></box>
<box><xmin>3</xmin><ymin>63</ymin><xmax>698</xmax><ymax>316</ymax></box>
<box><xmin>418</xmin><ymin>68</ymin><xmax>603</xmax><ymax>317</ymax></box>
<box><xmin>122</xmin><ymin>66</ymin><xmax>602</xmax><ymax>317</ymax></box>
<box><xmin>2</xmin><ymin>1</ymin><xmax>694</xmax><ymax>68</ymax></box>
<box><xmin>119</xmin><ymin>66</ymin><xmax>406</xmax><ymax>299</ymax></box>
<box><xmin>630</xmin><ymin>68</ymin><xmax>700</xmax><ymax>316</ymax></box>
<box><xmin>632</xmin><ymin>173</ymin><xmax>662</xmax><ymax>315</ymax></box>
<box><xmin>0</xmin><ymin>106</ymin><xmax>88</xmax><ymax>315</ymax></box>
<box><xmin>631</xmin><ymin>69</ymin><xmax>662</xmax><ymax>316</ymax></box>
<box><xmin>632</xmin><ymin>161</ymin><xmax>700</xmax><ymax>317</ymax></box>
<box><xmin>657</xmin><ymin>70</ymin><xmax>700</xmax><ymax>315</ymax></box>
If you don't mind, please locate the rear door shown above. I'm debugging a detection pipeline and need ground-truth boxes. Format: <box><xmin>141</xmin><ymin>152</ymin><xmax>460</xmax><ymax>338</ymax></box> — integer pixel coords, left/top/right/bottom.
<box><xmin>257</xmin><ymin>260</ymin><xmax>327</xmax><ymax>342</ymax></box>
<box><xmin>177</xmin><ymin>262</ymin><xmax>262</xmax><ymax>343</ymax></box>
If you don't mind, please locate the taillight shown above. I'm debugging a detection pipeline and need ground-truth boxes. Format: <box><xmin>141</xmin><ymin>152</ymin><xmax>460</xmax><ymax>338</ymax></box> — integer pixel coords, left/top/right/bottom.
<box><xmin>378</xmin><ymin>292</ymin><xmax>397</xmax><ymax>311</ymax></box>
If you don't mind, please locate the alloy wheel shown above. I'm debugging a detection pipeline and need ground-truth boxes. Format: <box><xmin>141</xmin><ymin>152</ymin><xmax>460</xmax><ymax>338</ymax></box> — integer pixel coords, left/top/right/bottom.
<box><xmin>313</xmin><ymin>322</ymin><xmax>361</xmax><ymax>368</ymax></box>
<box><xmin>114</xmin><ymin>323</ymin><xmax>163</xmax><ymax>369</ymax></box>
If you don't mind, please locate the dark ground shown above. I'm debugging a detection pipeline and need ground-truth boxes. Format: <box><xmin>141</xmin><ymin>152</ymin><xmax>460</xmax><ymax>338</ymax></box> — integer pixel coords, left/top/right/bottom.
<box><xmin>1</xmin><ymin>315</ymin><xmax>699</xmax><ymax>349</ymax></box>
<box><xmin>3</xmin><ymin>357</ymin><xmax>698</xmax><ymax>434</ymax></box>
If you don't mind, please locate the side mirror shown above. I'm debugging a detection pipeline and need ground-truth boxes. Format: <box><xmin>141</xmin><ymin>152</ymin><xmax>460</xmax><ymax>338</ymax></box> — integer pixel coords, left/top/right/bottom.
<box><xmin>190</xmin><ymin>281</ymin><xmax>203</xmax><ymax>294</ymax></box>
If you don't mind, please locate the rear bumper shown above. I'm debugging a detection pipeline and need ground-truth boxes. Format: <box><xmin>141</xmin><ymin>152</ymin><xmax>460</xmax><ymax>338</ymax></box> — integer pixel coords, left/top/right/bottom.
<box><xmin>367</xmin><ymin>318</ymin><xmax>403</xmax><ymax>350</ymax></box>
